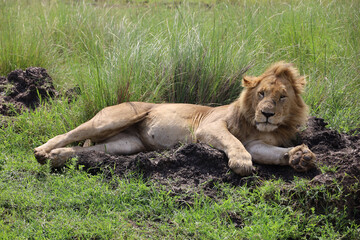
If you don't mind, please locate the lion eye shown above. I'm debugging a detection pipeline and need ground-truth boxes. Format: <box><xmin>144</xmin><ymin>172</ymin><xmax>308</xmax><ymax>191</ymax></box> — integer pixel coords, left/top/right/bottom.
<box><xmin>258</xmin><ymin>91</ymin><xmax>265</xmax><ymax>99</ymax></box>
<box><xmin>280</xmin><ymin>95</ymin><xmax>286</xmax><ymax>101</ymax></box>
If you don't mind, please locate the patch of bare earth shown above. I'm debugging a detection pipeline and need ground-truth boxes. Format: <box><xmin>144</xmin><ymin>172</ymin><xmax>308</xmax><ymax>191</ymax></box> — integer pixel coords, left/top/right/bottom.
<box><xmin>0</xmin><ymin>67</ymin><xmax>58</xmax><ymax>116</ymax></box>
<box><xmin>0</xmin><ymin>68</ymin><xmax>79</xmax><ymax>126</ymax></box>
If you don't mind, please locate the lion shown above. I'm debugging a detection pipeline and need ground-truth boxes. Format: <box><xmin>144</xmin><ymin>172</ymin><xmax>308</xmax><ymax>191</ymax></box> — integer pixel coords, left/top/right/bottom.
<box><xmin>34</xmin><ymin>61</ymin><xmax>316</xmax><ymax>176</ymax></box>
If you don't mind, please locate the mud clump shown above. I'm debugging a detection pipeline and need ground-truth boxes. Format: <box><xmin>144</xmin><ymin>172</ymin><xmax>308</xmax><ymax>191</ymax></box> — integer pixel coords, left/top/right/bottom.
<box><xmin>77</xmin><ymin>144</ymin><xmax>231</xmax><ymax>191</ymax></box>
<box><xmin>0</xmin><ymin>68</ymin><xmax>80</xmax><ymax>118</ymax></box>
<box><xmin>300</xmin><ymin>117</ymin><xmax>360</xmax><ymax>220</ymax></box>
<box><xmin>300</xmin><ymin>117</ymin><xmax>360</xmax><ymax>186</ymax></box>
<box><xmin>0</xmin><ymin>67</ymin><xmax>58</xmax><ymax>116</ymax></box>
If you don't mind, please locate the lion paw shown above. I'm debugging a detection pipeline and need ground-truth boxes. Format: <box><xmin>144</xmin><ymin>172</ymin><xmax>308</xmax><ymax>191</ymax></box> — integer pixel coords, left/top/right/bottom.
<box><xmin>228</xmin><ymin>153</ymin><xmax>254</xmax><ymax>176</ymax></box>
<box><xmin>48</xmin><ymin>148</ymin><xmax>76</xmax><ymax>167</ymax></box>
<box><xmin>34</xmin><ymin>147</ymin><xmax>76</xmax><ymax>167</ymax></box>
<box><xmin>34</xmin><ymin>148</ymin><xmax>49</xmax><ymax>165</ymax></box>
<box><xmin>288</xmin><ymin>144</ymin><xmax>316</xmax><ymax>172</ymax></box>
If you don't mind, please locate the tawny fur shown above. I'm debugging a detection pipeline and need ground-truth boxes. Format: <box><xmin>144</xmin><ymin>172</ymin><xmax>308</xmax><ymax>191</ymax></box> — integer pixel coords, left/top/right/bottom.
<box><xmin>34</xmin><ymin>62</ymin><xmax>316</xmax><ymax>176</ymax></box>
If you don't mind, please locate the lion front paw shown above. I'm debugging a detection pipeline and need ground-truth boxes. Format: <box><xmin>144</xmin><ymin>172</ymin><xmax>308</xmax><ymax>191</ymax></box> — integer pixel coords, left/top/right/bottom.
<box><xmin>288</xmin><ymin>144</ymin><xmax>316</xmax><ymax>172</ymax></box>
<box><xmin>228</xmin><ymin>152</ymin><xmax>254</xmax><ymax>176</ymax></box>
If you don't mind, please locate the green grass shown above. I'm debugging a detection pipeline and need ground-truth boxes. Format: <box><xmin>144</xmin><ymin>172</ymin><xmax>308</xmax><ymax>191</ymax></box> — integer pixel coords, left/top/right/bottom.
<box><xmin>1</xmin><ymin>0</ymin><xmax>359</xmax><ymax>239</ymax></box>
<box><xmin>1</xmin><ymin>0</ymin><xmax>359</xmax><ymax>128</ymax></box>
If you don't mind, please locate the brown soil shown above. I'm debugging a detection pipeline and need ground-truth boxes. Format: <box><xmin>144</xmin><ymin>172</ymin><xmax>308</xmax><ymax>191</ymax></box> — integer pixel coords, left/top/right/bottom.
<box><xmin>0</xmin><ymin>68</ymin><xmax>79</xmax><ymax>118</ymax></box>
<box><xmin>0</xmin><ymin>67</ymin><xmax>58</xmax><ymax>116</ymax></box>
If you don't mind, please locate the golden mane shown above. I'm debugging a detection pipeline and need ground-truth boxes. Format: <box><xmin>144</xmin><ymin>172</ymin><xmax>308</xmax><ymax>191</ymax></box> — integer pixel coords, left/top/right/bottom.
<box><xmin>230</xmin><ymin>62</ymin><xmax>309</xmax><ymax>146</ymax></box>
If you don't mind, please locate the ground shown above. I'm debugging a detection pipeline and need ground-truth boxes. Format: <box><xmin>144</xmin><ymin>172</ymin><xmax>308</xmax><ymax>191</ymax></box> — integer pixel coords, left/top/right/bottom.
<box><xmin>74</xmin><ymin>117</ymin><xmax>360</xmax><ymax>222</ymax></box>
<box><xmin>1</xmin><ymin>68</ymin><xmax>359</xmax><ymax>223</ymax></box>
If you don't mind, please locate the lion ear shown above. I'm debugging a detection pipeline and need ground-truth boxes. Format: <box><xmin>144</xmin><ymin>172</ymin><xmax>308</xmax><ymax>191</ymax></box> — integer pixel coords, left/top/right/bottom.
<box><xmin>291</xmin><ymin>76</ymin><xmax>306</xmax><ymax>94</ymax></box>
<box><xmin>271</xmin><ymin>62</ymin><xmax>306</xmax><ymax>94</ymax></box>
<box><xmin>242</xmin><ymin>76</ymin><xmax>258</xmax><ymax>88</ymax></box>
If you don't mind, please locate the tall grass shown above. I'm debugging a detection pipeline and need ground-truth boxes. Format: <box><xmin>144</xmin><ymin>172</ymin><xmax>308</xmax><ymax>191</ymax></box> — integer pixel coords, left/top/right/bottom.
<box><xmin>1</xmin><ymin>0</ymin><xmax>358</xmax><ymax>130</ymax></box>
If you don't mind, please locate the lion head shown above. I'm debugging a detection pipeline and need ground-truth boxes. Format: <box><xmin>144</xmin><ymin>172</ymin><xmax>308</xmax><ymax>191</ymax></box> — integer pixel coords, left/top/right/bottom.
<box><xmin>238</xmin><ymin>62</ymin><xmax>308</xmax><ymax>139</ymax></box>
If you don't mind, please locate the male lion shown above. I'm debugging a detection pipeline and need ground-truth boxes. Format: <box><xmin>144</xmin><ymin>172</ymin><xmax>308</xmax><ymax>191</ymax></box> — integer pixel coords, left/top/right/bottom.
<box><xmin>34</xmin><ymin>62</ymin><xmax>316</xmax><ymax>176</ymax></box>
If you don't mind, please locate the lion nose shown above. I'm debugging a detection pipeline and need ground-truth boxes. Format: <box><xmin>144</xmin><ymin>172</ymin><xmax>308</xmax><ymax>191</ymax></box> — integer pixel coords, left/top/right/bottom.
<box><xmin>261</xmin><ymin>111</ymin><xmax>275</xmax><ymax>119</ymax></box>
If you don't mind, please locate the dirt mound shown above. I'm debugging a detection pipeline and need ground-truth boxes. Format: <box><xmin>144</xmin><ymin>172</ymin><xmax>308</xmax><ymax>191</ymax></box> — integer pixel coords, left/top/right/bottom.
<box><xmin>299</xmin><ymin>117</ymin><xmax>360</xmax><ymax>220</ymax></box>
<box><xmin>75</xmin><ymin>117</ymin><xmax>359</xmax><ymax>220</ymax></box>
<box><xmin>0</xmin><ymin>68</ymin><xmax>80</xmax><ymax>118</ymax></box>
<box><xmin>0</xmin><ymin>67</ymin><xmax>58</xmax><ymax>116</ymax></box>
<box><xmin>76</xmin><ymin>117</ymin><xmax>359</xmax><ymax>187</ymax></box>
<box><xmin>299</xmin><ymin>117</ymin><xmax>360</xmax><ymax>189</ymax></box>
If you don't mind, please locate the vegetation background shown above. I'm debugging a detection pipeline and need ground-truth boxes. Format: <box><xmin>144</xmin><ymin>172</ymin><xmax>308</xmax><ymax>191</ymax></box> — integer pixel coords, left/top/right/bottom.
<box><xmin>0</xmin><ymin>0</ymin><xmax>359</xmax><ymax>239</ymax></box>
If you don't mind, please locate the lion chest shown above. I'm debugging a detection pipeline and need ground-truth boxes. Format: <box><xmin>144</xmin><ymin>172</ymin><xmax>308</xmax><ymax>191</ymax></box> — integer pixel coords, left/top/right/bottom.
<box><xmin>255</xmin><ymin>133</ymin><xmax>281</xmax><ymax>146</ymax></box>
<box><xmin>239</xmin><ymin>127</ymin><xmax>281</xmax><ymax>146</ymax></box>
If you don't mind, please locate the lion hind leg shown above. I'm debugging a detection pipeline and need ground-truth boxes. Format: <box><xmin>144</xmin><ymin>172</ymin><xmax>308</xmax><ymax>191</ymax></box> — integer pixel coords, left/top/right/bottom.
<box><xmin>46</xmin><ymin>131</ymin><xmax>146</xmax><ymax>167</ymax></box>
<box><xmin>34</xmin><ymin>102</ymin><xmax>153</xmax><ymax>164</ymax></box>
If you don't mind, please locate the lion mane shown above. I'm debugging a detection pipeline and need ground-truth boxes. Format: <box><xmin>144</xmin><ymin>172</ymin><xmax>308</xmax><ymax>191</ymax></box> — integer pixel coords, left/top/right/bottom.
<box><xmin>227</xmin><ymin>61</ymin><xmax>309</xmax><ymax>147</ymax></box>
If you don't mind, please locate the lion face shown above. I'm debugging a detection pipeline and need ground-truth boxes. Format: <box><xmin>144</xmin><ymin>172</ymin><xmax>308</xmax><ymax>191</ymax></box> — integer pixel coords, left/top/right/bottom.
<box><xmin>253</xmin><ymin>77</ymin><xmax>294</xmax><ymax>132</ymax></box>
<box><xmin>242</xmin><ymin>62</ymin><xmax>307</xmax><ymax>133</ymax></box>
